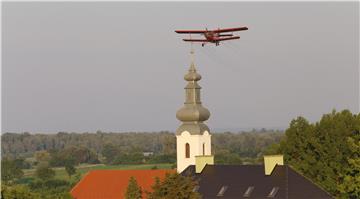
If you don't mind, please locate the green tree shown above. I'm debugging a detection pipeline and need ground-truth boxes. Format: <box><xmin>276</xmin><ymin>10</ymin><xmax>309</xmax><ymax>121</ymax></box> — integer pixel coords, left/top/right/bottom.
<box><xmin>1</xmin><ymin>158</ymin><xmax>24</xmax><ymax>184</ymax></box>
<box><xmin>263</xmin><ymin>143</ymin><xmax>282</xmax><ymax>155</ymax></box>
<box><xmin>13</xmin><ymin>158</ymin><xmax>31</xmax><ymax>169</ymax></box>
<box><xmin>1</xmin><ymin>184</ymin><xmax>40</xmax><ymax>199</ymax></box>
<box><xmin>35</xmin><ymin>163</ymin><xmax>55</xmax><ymax>180</ymax></box>
<box><xmin>34</xmin><ymin>151</ymin><xmax>51</xmax><ymax>163</ymax></box>
<box><xmin>65</xmin><ymin>163</ymin><xmax>76</xmax><ymax>179</ymax></box>
<box><xmin>147</xmin><ymin>173</ymin><xmax>200</xmax><ymax>199</ymax></box>
<box><xmin>337</xmin><ymin>136</ymin><xmax>360</xmax><ymax>198</ymax></box>
<box><xmin>102</xmin><ymin>143</ymin><xmax>119</xmax><ymax>164</ymax></box>
<box><xmin>64</xmin><ymin>158</ymin><xmax>76</xmax><ymax>179</ymax></box>
<box><xmin>215</xmin><ymin>150</ymin><xmax>243</xmax><ymax>165</ymax></box>
<box><xmin>125</xmin><ymin>176</ymin><xmax>143</xmax><ymax>199</ymax></box>
<box><xmin>280</xmin><ymin>110</ymin><xmax>360</xmax><ymax>198</ymax></box>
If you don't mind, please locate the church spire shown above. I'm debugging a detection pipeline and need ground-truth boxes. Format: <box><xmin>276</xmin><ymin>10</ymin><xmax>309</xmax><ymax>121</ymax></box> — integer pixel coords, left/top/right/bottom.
<box><xmin>176</xmin><ymin>50</ymin><xmax>210</xmax><ymax>135</ymax></box>
<box><xmin>176</xmin><ymin>49</ymin><xmax>213</xmax><ymax>173</ymax></box>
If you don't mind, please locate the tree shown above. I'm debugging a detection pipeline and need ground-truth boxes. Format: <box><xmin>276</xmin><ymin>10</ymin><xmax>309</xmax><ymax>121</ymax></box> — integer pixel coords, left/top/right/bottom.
<box><xmin>65</xmin><ymin>162</ymin><xmax>76</xmax><ymax>179</ymax></box>
<box><xmin>263</xmin><ymin>143</ymin><xmax>282</xmax><ymax>155</ymax></box>
<box><xmin>35</xmin><ymin>163</ymin><xmax>55</xmax><ymax>180</ymax></box>
<box><xmin>49</xmin><ymin>146</ymin><xmax>99</xmax><ymax>167</ymax></box>
<box><xmin>34</xmin><ymin>151</ymin><xmax>51</xmax><ymax>163</ymax></box>
<box><xmin>102</xmin><ymin>143</ymin><xmax>119</xmax><ymax>164</ymax></box>
<box><xmin>147</xmin><ymin>173</ymin><xmax>200</xmax><ymax>199</ymax></box>
<box><xmin>125</xmin><ymin>176</ymin><xmax>142</xmax><ymax>199</ymax></box>
<box><xmin>337</xmin><ymin>136</ymin><xmax>360</xmax><ymax>198</ymax></box>
<box><xmin>1</xmin><ymin>158</ymin><xmax>24</xmax><ymax>184</ymax></box>
<box><xmin>280</xmin><ymin>110</ymin><xmax>360</xmax><ymax>198</ymax></box>
<box><xmin>215</xmin><ymin>150</ymin><xmax>243</xmax><ymax>165</ymax></box>
<box><xmin>13</xmin><ymin>158</ymin><xmax>31</xmax><ymax>169</ymax></box>
<box><xmin>1</xmin><ymin>184</ymin><xmax>40</xmax><ymax>199</ymax></box>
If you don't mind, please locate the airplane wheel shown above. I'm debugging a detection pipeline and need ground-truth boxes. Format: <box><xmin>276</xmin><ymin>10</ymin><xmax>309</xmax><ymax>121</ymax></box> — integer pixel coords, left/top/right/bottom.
<box><xmin>202</xmin><ymin>43</ymin><xmax>204</xmax><ymax>47</ymax></box>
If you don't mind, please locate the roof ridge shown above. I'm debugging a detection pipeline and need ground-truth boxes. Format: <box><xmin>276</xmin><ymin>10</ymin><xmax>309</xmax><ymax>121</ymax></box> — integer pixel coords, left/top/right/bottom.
<box><xmin>211</xmin><ymin>164</ymin><xmax>264</xmax><ymax>166</ymax></box>
<box><xmin>91</xmin><ymin>169</ymin><xmax>175</xmax><ymax>172</ymax></box>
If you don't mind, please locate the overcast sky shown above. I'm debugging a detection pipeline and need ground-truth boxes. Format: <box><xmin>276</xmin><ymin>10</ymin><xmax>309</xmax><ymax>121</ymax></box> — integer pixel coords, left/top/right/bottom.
<box><xmin>2</xmin><ymin>2</ymin><xmax>359</xmax><ymax>133</ymax></box>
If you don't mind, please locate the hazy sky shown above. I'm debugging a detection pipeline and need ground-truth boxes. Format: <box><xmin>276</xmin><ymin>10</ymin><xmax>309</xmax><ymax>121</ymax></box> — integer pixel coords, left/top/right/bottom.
<box><xmin>2</xmin><ymin>2</ymin><xmax>359</xmax><ymax>133</ymax></box>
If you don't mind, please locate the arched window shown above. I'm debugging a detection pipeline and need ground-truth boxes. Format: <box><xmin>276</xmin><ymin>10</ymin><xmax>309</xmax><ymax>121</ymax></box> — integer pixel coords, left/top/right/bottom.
<box><xmin>185</xmin><ymin>143</ymin><xmax>190</xmax><ymax>158</ymax></box>
<box><xmin>203</xmin><ymin>143</ymin><xmax>205</xmax><ymax>155</ymax></box>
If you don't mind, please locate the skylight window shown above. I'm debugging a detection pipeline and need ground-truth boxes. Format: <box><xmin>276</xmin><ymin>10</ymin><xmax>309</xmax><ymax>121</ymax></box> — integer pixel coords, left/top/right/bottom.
<box><xmin>267</xmin><ymin>187</ymin><xmax>279</xmax><ymax>198</ymax></box>
<box><xmin>216</xmin><ymin>185</ymin><xmax>228</xmax><ymax>197</ymax></box>
<box><xmin>243</xmin><ymin>186</ymin><xmax>254</xmax><ymax>197</ymax></box>
<box><xmin>192</xmin><ymin>185</ymin><xmax>200</xmax><ymax>192</ymax></box>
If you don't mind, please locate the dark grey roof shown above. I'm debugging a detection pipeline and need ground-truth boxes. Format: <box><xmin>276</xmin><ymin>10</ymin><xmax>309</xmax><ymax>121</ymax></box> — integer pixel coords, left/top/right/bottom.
<box><xmin>181</xmin><ymin>164</ymin><xmax>333</xmax><ymax>199</ymax></box>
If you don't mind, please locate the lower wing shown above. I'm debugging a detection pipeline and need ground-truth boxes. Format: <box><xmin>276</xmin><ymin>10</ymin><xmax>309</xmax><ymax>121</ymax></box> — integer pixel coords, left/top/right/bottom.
<box><xmin>218</xmin><ymin>34</ymin><xmax>233</xmax><ymax>37</ymax></box>
<box><xmin>214</xmin><ymin>36</ymin><xmax>240</xmax><ymax>41</ymax></box>
<box><xmin>183</xmin><ymin>39</ymin><xmax>208</xmax><ymax>42</ymax></box>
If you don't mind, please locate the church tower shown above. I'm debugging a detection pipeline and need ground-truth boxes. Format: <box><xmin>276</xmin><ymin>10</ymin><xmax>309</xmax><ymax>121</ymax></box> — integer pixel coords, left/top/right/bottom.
<box><xmin>176</xmin><ymin>50</ymin><xmax>212</xmax><ymax>173</ymax></box>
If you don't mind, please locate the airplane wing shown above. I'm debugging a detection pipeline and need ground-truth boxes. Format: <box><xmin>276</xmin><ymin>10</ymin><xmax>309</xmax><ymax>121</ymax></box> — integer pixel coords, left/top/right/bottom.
<box><xmin>214</xmin><ymin>36</ymin><xmax>240</xmax><ymax>41</ymax></box>
<box><xmin>183</xmin><ymin>39</ymin><xmax>208</xmax><ymax>42</ymax></box>
<box><xmin>213</xmin><ymin>27</ymin><xmax>248</xmax><ymax>33</ymax></box>
<box><xmin>175</xmin><ymin>30</ymin><xmax>206</xmax><ymax>34</ymax></box>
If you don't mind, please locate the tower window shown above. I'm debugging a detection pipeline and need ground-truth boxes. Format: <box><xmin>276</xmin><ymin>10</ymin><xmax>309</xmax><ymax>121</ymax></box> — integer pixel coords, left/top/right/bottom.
<box><xmin>185</xmin><ymin>143</ymin><xmax>190</xmax><ymax>158</ymax></box>
<box><xmin>203</xmin><ymin>143</ymin><xmax>205</xmax><ymax>155</ymax></box>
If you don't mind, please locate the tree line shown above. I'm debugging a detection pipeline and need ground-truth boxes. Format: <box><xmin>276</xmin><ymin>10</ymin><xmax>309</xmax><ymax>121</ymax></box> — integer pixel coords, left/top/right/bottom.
<box><xmin>2</xmin><ymin>130</ymin><xmax>283</xmax><ymax>166</ymax></box>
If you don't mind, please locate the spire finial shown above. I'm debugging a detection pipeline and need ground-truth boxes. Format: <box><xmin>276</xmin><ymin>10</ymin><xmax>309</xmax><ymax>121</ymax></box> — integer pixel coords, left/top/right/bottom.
<box><xmin>190</xmin><ymin>43</ymin><xmax>195</xmax><ymax>65</ymax></box>
<box><xmin>189</xmin><ymin>44</ymin><xmax>197</xmax><ymax>73</ymax></box>
<box><xmin>185</xmin><ymin>47</ymin><xmax>201</xmax><ymax>81</ymax></box>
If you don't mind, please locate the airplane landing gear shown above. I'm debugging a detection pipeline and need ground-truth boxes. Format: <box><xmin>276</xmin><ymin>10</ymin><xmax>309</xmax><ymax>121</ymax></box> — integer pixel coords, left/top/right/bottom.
<box><xmin>202</xmin><ymin>43</ymin><xmax>205</xmax><ymax>47</ymax></box>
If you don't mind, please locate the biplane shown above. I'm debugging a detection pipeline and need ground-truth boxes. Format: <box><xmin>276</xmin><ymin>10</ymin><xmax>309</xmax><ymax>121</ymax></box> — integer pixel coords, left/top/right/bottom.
<box><xmin>175</xmin><ymin>26</ymin><xmax>248</xmax><ymax>46</ymax></box>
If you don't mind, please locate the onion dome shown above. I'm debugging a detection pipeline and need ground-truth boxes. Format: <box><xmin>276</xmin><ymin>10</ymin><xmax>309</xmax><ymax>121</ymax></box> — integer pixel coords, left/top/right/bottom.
<box><xmin>176</xmin><ymin>51</ymin><xmax>211</xmax><ymax>135</ymax></box>
<box><xmin>184</xmin><ymin>63</ymin><xmax>201</xmax><ymax>81</ymax></box>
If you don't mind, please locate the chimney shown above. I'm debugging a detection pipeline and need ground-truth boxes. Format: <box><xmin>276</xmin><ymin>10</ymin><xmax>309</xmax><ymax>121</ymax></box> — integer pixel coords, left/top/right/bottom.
<box><xmin>264</xmin><ymin>155</ymin><xmax>284</xmax><ymax>175</ymax></box>
<box><xmin>195</xmin><ymin>155</ymin><xmax>214</xmax><ymax>173</ymax></box>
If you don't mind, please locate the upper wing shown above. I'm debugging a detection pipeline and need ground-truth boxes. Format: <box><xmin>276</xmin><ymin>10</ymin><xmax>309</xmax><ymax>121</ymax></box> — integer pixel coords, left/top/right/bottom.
<box><xmin>175</xmin><ymin>30</ymin><xmax>206</xmax><ymax>34</ymax></box>
<box><xmin>214</xmin><ymin>36</ymin><xmax>240</xmax><ymax>41</ymax></box>
<box><xmin>213</xmin><ymin>27</ymin><xmax>248</xmax><ymax>33</ymax></box>
<box><xmin>183</xmin><ymin>39</ymin><xmax>208</xmax><ymax>42</ymax></box>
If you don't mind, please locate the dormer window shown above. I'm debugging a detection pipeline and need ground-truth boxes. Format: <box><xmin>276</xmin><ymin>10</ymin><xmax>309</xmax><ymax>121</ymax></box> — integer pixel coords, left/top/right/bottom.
<box><xmin>216</xmin><ymin>185</ymin><xmax>228</xmax><ymax>197</ymax></box>
<box><xmin>267</xmin><ymin>187</ymin><xmax>279</xmax><ymax>198</ymax></box>
<box><xmin>192</xmin><ymin>185</ymin><xmax>200</xmax><ymax>192</ymax></box>
<box><xmin>243</xmin><ymin>186</ymin><xmax>254</xmax><ymax>197</ymax></box>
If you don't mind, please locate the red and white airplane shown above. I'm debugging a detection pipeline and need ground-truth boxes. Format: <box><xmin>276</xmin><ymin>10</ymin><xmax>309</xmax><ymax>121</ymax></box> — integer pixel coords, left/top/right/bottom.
<box><xmin>175</xmin><ymin>26</ymin><xmax>248</xmax><ymax>46</ymax></box>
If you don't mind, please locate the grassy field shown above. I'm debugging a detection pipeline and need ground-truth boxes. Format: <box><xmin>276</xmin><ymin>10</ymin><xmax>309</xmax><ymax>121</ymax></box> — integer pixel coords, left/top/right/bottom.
<box><xmin>23</xmin><ymin>163</ymin><xmax>173</xmax><ymax>181</ymax></box>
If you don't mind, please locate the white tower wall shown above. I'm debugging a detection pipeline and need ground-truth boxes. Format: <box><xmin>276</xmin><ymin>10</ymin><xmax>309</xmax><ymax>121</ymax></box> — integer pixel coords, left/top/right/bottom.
<box><xmin>176</xmin><ymin>131</ymin><xmax>211</xmax><ymax>173</ymax></box>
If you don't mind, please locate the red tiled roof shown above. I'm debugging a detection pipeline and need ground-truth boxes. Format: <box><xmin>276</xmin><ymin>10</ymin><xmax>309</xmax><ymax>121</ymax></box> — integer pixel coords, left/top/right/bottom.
<box><xmin>71</xmin><ymin>169</ymin><xmax>175</xmax><ymax>199</ymax></box>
